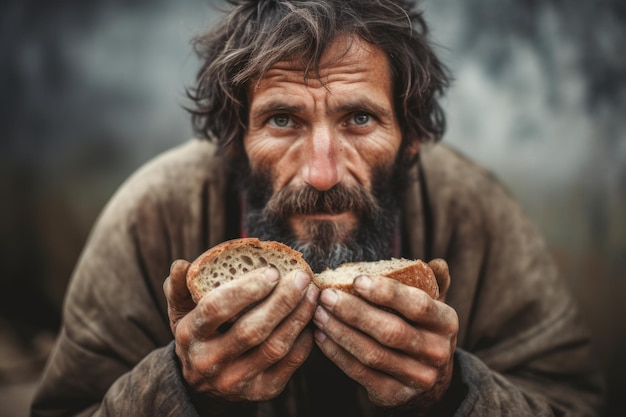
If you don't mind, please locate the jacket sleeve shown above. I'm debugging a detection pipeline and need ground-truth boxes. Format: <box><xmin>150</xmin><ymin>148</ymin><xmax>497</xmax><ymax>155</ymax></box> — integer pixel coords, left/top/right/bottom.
<box><xmin>30</xmin><ymin>196</ymin><xmax>198</xmax><ymax>416</ymax></box>
<box><xmin>33</xmin><ymin>337</ymin><xmax>199</xmax><ymax>417</ymax></box>
<box><xmin>412</xmin><ymin>145</ymin><xmax>605</xmax><ymax>416</ymax></box>
<box><xmin>31</xmin><ymin>140</ymin><xmax>233</xmax><ymax>417</ymax></box>
<box><xmin>446</xmin><ymin>345</ymin><xmax>603</xmax><ymax>417</ymax></box>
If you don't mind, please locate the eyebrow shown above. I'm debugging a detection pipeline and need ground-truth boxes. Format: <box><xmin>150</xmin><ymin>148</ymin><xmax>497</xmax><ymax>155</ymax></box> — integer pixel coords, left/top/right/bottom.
<box><xmin>333</xmin><ymin>100</ymin><xmax>393</xmax><ymax>120</ymax></box>
<box><xmin>248</xmin><ymin>97</ymin><xmax>394</xmax><ymax>123</ymax></box>
<box><xmin>249</xmin><ymin>101</ymin><xmax>304</xmax><ymax>123</ymax></box>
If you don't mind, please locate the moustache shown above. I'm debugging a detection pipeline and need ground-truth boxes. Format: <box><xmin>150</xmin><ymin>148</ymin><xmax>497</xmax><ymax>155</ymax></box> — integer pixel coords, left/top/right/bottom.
<box><xmin>263</xmin><ymin>183</ymin><xmax>383</xmax><ymax>220</ymax></box>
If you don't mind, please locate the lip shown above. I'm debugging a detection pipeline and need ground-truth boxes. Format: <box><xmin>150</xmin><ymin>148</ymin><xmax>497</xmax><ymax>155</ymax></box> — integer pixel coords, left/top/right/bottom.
<box><xmin>296</xmin><ymin>212</ymin><xmax>352</xmax><ymax>222</ymax></box>
<box><xmin>289</xmin><ymin>211</ymin><xmax>358</xmax><ymax>242</ymax></box>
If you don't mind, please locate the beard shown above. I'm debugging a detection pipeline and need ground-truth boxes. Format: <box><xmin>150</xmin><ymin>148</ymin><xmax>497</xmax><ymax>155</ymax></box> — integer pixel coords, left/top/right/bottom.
<box><xmin>242</xmin><ymin>161</ymin><xmax>409</xmax><ymax>273</ymax></box>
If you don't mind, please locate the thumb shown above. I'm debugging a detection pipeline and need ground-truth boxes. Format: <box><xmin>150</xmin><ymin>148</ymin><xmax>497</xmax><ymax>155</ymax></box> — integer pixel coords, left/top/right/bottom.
<box><xmin>163</xmin><ymin>259</ymin><xmax>193</xmax><ymax>335</ymax></box>
<box><xmin>428</xmin><ymin>258</ymin><xmax>451</xmax><ymax>302</ymax></box>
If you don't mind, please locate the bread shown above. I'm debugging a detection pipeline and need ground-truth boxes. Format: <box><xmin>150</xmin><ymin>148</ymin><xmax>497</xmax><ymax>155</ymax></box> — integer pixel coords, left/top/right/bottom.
<box><xmin>186</xmin><ymin>238</ymin><xmax>314</xmax><ymax>303</ymax></box>
<box><xmin>315</xmin><ymin>258</ymin><xmax>439</xmax><ymax>299</ymax></box>
<box><xmin>187</xmin><ymin>238</ymin><xmax>439</xmax><ymax>302</ymax></box>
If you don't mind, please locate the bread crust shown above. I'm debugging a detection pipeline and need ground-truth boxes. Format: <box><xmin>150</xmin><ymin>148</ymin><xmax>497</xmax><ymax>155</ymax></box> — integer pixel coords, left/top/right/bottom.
<box><xmin>316</xmin><ymin>260</ymin><xmax>439</xmax><ymax>299</ymax></box>
<box><xmin>380</xmin><ymin>261</ymin><xmax>439</xmax><ymax>299</ymax></box>
<box><xmin>186</xmin><ymin>238</ymin><xmax>314</xmax><ymax>303</ymax></box>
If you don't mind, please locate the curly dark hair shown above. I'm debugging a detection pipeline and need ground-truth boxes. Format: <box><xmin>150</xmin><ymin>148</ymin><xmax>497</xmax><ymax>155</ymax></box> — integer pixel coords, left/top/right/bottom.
<box><xmin>187</xmin><ymin>0</ymin><xmax>450</xmax><ymax>159</ymax></box>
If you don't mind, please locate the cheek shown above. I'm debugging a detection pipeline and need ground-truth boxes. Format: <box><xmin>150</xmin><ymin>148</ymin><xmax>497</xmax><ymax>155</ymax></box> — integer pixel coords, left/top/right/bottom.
<box><xmin>244</xmin><ymin>129</ymin><xmax>284</xmax><ymax>166</ymax></box>
<box><xmin>245</xmin><ymin>141</ymin><xmax>274</xmax><ymax>169</ymax></box>
<box><xmin>244</xmin><ymin>136</ymin><xmax>297</xmax><ymax>190</ymax></box>
<box><xmin>351</xmin><ymin>133</ymin><xmax>402</xmax><ymax>176</ymax></box>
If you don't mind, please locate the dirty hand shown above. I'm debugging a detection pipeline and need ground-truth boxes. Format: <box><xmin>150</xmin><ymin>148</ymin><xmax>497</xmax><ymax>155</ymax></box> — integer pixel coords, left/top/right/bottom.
<box><xmin>163</xmin><ymin>259</ymin><xmax>319</xmax><ymax>403</ymax></box>
<box><xmin>313</xmin><ymin>258</ymin><xmax>457</xmax><ymax>411</ymax></box>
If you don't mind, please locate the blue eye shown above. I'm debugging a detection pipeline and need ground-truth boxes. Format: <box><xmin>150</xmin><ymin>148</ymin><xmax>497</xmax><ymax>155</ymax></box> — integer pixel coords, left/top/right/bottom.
<box><xmin>352</xmin><ymin>113</ymin><xmax>371</xmax><ymax>125</ymax></box>
<box><xmin>269</xmin><ymin>114</ymin><xmax>293</xmax><ymax>128</ymax></box>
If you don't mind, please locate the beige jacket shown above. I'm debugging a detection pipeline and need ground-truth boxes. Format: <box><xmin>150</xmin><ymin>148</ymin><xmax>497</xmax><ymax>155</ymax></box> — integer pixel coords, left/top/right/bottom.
<box><xmin>31</xmin><ymin>139</ymin><xmax>604</xmax><ymax>416</ymax></box>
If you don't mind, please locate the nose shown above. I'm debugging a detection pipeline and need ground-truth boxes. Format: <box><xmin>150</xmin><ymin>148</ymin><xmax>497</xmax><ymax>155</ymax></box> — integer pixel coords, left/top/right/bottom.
<box><xmin>301</xmin><ymin>126</ymin><xmax>344</xmax><ymax>191</ymax></box>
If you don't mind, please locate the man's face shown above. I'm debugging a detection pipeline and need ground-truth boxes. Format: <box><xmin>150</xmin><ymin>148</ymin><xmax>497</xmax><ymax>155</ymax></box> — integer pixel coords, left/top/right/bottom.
<box><xmin>242</xmin><ymin>36</ymin><xmax>410</xmax><ymax>271</ymax></box>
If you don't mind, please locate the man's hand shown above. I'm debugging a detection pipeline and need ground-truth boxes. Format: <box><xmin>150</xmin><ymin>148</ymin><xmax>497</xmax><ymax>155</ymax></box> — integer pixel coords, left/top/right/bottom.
<box><xmin>163</xmin><ymin>259</ymin><xmax>319</xmax><ymax>402</ymax></box>
<box><xmin>312</xmin><ymin>258</ymin><xmax>457</xmax><ymax>411</ymax></box>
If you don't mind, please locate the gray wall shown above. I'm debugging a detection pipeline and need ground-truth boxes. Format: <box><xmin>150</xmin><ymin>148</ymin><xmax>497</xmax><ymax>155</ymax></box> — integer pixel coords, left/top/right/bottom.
<box><xmin>1</xmin><ymin>0</ymin><xmax>623</xmax><ymax>415</ymax></box>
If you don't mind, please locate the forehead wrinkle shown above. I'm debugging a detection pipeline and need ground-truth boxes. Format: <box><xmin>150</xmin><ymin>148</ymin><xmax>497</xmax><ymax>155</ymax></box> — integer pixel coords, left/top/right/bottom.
<box><xmin>258</xmin><ymin>37</ymin><xmax>384</xmax><ymax>88</ymax></box>
<box><xmin>249</xmin><ymin>38</ymin><xmax>394</xmax><ymax>121</ymax></box>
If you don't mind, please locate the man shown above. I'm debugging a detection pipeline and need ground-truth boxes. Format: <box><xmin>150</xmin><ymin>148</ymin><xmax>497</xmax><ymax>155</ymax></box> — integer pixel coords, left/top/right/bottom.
<box><xmin>32</xmin><ymin>0</ymin><xmax>604</xmax><ymax>416</ymax></box>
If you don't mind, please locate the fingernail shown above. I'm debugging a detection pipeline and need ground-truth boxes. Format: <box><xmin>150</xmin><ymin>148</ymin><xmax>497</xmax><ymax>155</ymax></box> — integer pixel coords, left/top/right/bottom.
<box><xmin>294</xmin><ymin>271</ymin><xmax>311</xmax><ymax>291</ymax></box>
<box><xmin>314</xmin><ymin>306</ymin><xmax>329</xmax><ymax>324</ymax></box>
<box><xmin>353</xmin><ymin>275</ymin><xmax>372</xmax><ymax>292</ymax></box>
<box><xmin>314</xmin><ymin>330</ymin><xmax>327</xmax><ymax>344</ymax></box>
<box><xmin>320</xmin><ymin>289</ymin><xmax>338</xmax><ymax>307</ymax></box>
<box><xmin>170</xmin><ymin>259</ymin><xmax>186</xmax><ymax>273</ymax></box>
<box><xmin>264</xmin><ymin>267</ymin><xmax>280</xmax><ymax>283</ymax></box>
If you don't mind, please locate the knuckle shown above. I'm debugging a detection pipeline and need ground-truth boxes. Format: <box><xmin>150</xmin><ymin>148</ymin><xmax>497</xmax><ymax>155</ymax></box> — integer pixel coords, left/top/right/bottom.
<box><xmin>272</xmin><ymin>289</ymin><xmax>302</xmax><ymax>317</ymax></box>
<box><xmin>188</xmin><ymin>347</ymin><xmax>221</xmax><ymax>378</ymax></box>
<box><xmin>445</xmin><ymin>309</ymin><xmax>460</xmax><ymax>335</ymax></box>
<box><xmin>263</xmin><ymin>379</ymin><xmax>287</xmax><ymax>399</ymax></box>
<box><xmin>265</xmin><ymin>386</ymin><xmax>283</xmax><ymax>399</ymax></box>
<box><xmin>196</xmin><ymin>297</ymin><xmax>223</xmax><ymax>321</ymax></box>
<box><xmin>419</xmin><ymin>367</ymin><xmax>439</xmax><ymax>388</ymax></box>
<box><xmin>377</xmin><ymin>279</ymin><xmax>397</xmax><ymax>303</ymax></box>
<box><xmin>180</xmin><ymin>358</ymin><xmax>221</xmax><ymax>391</ymax></box>
<box><xmin>378</xmin><ymin>319</ymin><xmax>407</xmax><ymax>348</ymax></box>
<box><xmin>393</xmin><ymin>386</ymin><xmax>417</xmax><ymax>406</ymax></box>
<box><xmin>236</xmin><ymin>321</ymin><xmax>269</xmax><ymax>347</ymax></box>
<box><xmin>174</xmin><ymin>322</ymin><xmax>192</xmax><ymax>345</ymax></box>
<box><xmin>285</xmin><ymin>347</ymin><xmax>309</xmax><ymax>368</ymax></box>
<box><xmin>412</xmin><ymin>291</ymin><xmax>433</xmax><ymax>316</ymax></box>
<box><xmin>349</xmin><ymin>361</ymin><xmax>370</xmax><ymax>381</ymax></box>
<box><xmin>362</xmin><ymin>348</ymin><xmax>389</xmax><ymax>369</ymax></box>
<box><xmin>260</xmin><ymin>338</ymin><xmax>289</xmax><ymax>362</ymax></box>
<box><xmin>285</xmin><ymin>333</ymin><xmax>313</xmax><ymax>367</ymax></box>
<box><xmin>213</xmin><ymin>377</ymin><xmax>239</xmax><ymax>397</ymax></box>
<box><xmin>427</xmin><ymin>345</ymin><xmax>451</xmax><ymax>367</ymax></box>
<box><xmin>213</xmin><ymin>371</ymin><xmax>253</xmax><ymax>399</ymax></box>
<box><xmin>247</xmin><ymin>389</ymin><xmax>273</xmax><ymax>402</ymax></box>
<box><xmin>249</xmin><ymin>373</ymin><xmax>293</xmax><ymax>402</ymax></box>
<box><xmin>368</xmin><ymin>392</ymin><xmax>389</xmax><ymax>407</ymax></box>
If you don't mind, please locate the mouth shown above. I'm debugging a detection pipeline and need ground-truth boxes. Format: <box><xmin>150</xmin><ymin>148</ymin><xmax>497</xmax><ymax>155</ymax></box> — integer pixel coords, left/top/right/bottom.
<box><xmin>291</xmin><ymin>211</ymin><xmax>356</xmax><ymax>222</ymax></box>
<box><xmin>298</xmin><ymin>211</ymin><xmax>350</xmax><ymax>220</ymax></box>
<box><xmin>288</xmin><ymin>211</ymin><xmax>358</xmax><ymax>242</ymax></box>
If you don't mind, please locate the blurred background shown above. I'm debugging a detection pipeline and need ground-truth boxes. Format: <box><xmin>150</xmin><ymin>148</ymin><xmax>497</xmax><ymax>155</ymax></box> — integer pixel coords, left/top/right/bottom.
<box><xmin>0</xmin><ymin>0</ymin><xmax>624</xmax><ymax>416</ymax></box>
